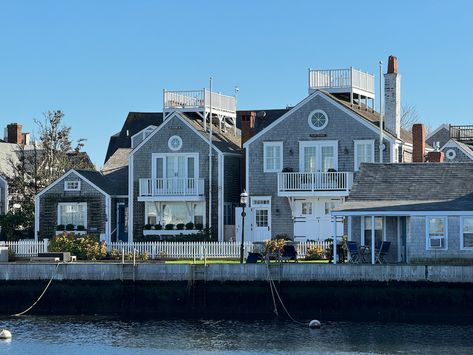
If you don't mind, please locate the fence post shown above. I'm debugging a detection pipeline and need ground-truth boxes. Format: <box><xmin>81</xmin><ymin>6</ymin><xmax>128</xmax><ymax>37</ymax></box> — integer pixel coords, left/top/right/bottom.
<box><xmin>43</xmin><ymin>238</ymin><xmax>49</xmax><ymax>253</ymax></box>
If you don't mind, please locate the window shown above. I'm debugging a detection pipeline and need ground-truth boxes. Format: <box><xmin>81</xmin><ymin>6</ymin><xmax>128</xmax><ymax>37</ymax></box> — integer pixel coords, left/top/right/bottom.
<box><xmin>324</xmin><ymin>200</ymin><xmax>341</xmax><ymax>215</ymax></box>
<box><xmin>144</xmin><ymin>201</ymin><xmax>205</xmax><ymax>226</ymax></box>
<box><xmin>308</xmin><ymin>110</ymin><xmax>328</xmax><ymax>130</ymax></box>
<box><xmin>445</xmin><ymin>149</ymin><xmax>456</xmax><ymax>160</ymax></box>
<box><xmin>461</xmin><ymin>217</ymin><xmax>473</xmax><ymax>249</ymax></box>
<box><xmin>64</xmin><ymin>180</ymin><xmax>81</xmax><ymax>191</ymax></box>
<box><xmin>354</xmin><ymin>140</ymin><xmax>375</xmax><ymax>171</ymax></box>
<box><xmin>362</xmin><ymin>216</ymin><xmax>383</xmax><ymax>247</ymax></box>
<box><xmin>263</xmin><ymin>142</ymin><xmax>283</xmax><ymax>172</ymax></box>
<box><xmin>426</xmin><ymin>217</ymin><xmax>447</xmax><ymax>249</ymax></box>
<box><xmin>168</xmin><ymin>135</ymin><xmax>183</xmax><ymax>151</ymax></box>
<box><xmin>301</xmin><ymin>202</ymin><xmax>312</xmax><ymax>215</ymax></box>
<box><xmin>255</xmin><ymin>209</ymin><xmax>269</xmax><ymax>227</ymax></box>
<box><xmin>57</xmin><ymin>203</ymin><xmax>87</xmax><ymax>227</ymax></box>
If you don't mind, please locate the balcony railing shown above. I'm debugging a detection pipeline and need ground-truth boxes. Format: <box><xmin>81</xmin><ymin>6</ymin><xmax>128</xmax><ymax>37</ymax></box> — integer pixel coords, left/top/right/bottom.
<box><xmin>163</xmin><ymin>89</ymin><xmax>236</xmax><ymax>115</ymax></box>
<box><xmin>278</xmin><ymin>172</ymin><xmax>354</xmax><ymax>195</ymax></box>
<box><xmin>449</xmin><ymin>125</ymin><xmax>473</xmax><ymax>142</ymax></box>
<box><xmin>309</xmin><ymin>68</ymin><xmax>375</xmax><ymax>96</ymax></box>
<box><xmin>139</xmin><ymin>178</ymin><xmax>205</xmax><ymax>197</ymax></box>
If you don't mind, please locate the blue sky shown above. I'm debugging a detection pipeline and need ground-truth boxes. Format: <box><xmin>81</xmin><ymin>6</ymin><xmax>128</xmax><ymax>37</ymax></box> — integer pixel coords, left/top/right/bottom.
<box><xmin>1</xmin><ymin>0</ymin><xmax>472</xmax><ymax>167</ymax></box>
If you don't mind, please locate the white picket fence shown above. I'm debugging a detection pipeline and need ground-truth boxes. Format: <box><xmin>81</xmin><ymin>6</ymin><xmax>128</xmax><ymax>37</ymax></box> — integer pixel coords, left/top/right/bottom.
<box><xmin>0</xmin><ymin>239</ymin><xmax>49</xmax><ymax>257</ymax></box>
<box><xmin>1</xmin><ymin>240</ymin><xmax>331</xmax><ymax>260</ymax></box>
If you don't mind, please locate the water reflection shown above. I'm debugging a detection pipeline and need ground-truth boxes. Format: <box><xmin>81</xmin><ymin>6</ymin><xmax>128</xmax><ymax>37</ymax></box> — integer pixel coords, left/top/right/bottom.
<box><xmin>0</xmin><ymin>316</ymin><xmax>472</xmax><ymax>354</ymax></box>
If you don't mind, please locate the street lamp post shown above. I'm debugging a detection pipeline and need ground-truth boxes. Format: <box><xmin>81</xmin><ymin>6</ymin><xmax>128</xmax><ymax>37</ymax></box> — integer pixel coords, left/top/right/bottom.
<box><xmin>239</xmin><ymin>190</ymin><xmax>249</xmax><ymax>264</ymax></box>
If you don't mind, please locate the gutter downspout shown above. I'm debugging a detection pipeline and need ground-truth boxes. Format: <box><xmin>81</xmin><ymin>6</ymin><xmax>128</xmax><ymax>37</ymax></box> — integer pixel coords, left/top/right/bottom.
<box><xmin>208</xmin><ymin>77</ymin><xmax>213</xmax><ymax>235</ymax></box>
<box><xmin>379</xmin><ymin>61</ymin><xmax>384</xmax><ymax>163</ymax></box>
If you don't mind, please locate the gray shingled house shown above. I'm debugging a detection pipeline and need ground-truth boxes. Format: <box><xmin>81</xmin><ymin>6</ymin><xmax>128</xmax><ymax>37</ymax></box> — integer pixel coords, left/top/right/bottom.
<box><xmin>0</xmin><ymin>175</ymin><xmax>7</xmax><ymax>215</ymax></box>
<box><xmin>427</xmin><ymin>124</ymin><xmax>473</xmax><ymax>162</ymax></box>
<box><xmin>240</xmin><ymin>57</ymin><xmax>414</xmax><ymax>243</ymax></box>
<box><xmin>332</xmin><ymin>163</ymin><xmax>473</xmax><ymax>264</ymax></box>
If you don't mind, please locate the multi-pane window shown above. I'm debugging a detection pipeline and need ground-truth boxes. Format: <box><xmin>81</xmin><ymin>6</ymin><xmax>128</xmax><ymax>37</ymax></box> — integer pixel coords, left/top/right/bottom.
<box><xmin>255</xmin><ymin>209</ymin><xmax>269</xmax><ymax>227</ymax></box>
<box><xmin>64</xmin><ymin>180</ymin><xmax>81</xmax><ymax>191</ymax></box>
<box><xmin>263</xmin><ymin>142</ymin><xmax>283</xmax><ymax>172</ymax></box>
<box><xmin>324</xmin><ymin>201</ymin><xmax>340</xmax><ymax>215</ymax></box>
<box><xmin>427</xmin><ymin>217</ymin><xmax>446</xmax><ymax>249</ymax></box>
<box><xmin>354</xmin><ymin>140</ymin><xmax>374</xmax><ymax>171</ymax></box>
<box><xmin>58</xmin><ymin>203</ymin><xmax>87</xmax><ymax>227</ymax></box>
<box><xmin>363</xmin><ymin>216</ymin><xmax>383</xmax><ymax>247</ymax></box>
<box><xmin>462</xmin><ymin>217</ymin><xmax>473</xmax><ymax>249</ymax></box>
<box><xmin>301</xmin><ymin>202</ymin><xmax>312</xmax><ymax>215</ymax></box>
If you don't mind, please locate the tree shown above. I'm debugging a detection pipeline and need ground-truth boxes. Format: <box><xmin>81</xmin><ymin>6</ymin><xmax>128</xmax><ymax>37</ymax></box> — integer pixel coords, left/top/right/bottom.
<box><xmin>1</xmin><ymin>110</ymin><xmax>93</xmax><ymax>240</ymax></box>
<box><xmin>400</xmin><ymin>104</ymin><xmax>431</xmax><ymax>134</ymax></box>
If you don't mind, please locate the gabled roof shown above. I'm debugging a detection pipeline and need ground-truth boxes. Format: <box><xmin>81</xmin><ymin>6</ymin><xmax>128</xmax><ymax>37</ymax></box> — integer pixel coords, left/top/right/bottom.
<box><xmin>102</xmin><ymin>148</ymin><xmax>131</xmax><ymax>174</ymax></box>
<box><xmin>426</xmin><ymin>123</ymin><xmax>449</xmax><ymax>140</ymax></box>
<box><xmin>335</xmin><ymin>163</ymin><xmax>473</xmax><ymax>213</ymax></box>
<box><xmin>441</xmin><ymin>139</ymin><xmax>473</xmax><ymax>160</ymax></box>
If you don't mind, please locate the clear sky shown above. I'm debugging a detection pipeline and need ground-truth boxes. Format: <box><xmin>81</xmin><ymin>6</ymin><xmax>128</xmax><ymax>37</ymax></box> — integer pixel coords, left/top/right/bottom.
<box><xmin>1</xmin><ymin>0</ymin><xmax>472</xmax><ymax>167</ymax></box>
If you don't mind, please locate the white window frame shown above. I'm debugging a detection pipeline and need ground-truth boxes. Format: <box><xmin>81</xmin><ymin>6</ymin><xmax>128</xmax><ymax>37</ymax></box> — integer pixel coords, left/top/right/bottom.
<box><xmin>263</xmin><ymin>141</ymin><xmax>283</xmax><ymax>173</ymax></box>
<box><xmin>250</xmin><ymin>196</ymin><xmax>271</xmax><ymax>207</ymax></box>
<box><xmin>57</xmin><ymin>202</ymin><xmax>87</xmax><ymax>228</ymax></box>
<box><xmin>299</xmin><ymin>140</ymin><xmax>339</xmax><ymax>172</ymax></box>
<box><xmin>354</xmin><ymin>139</ymin><xmax>375</xmax><ymax>171</ymax></box>
<box><xmin>361</xmin><ymin>216</ymin><xmax>385</xmax><ymax>246</ymax></box>
<box><xmin>301</xmin><ymin>202</ymin><xmax>312</xmax><ymax>215</ymax></box>
<box><xmin>308</xmin><ymin>109</ymin><xmax>329</xmax><ymax>131</ymax></box>
<box><xmin>168</xmin><ymin>135</ymin><xmax>183</xmax><ymax>151</ymax></box>
<box><xmin>460</xmin><ymin>216</ymin><xmax>473</xmax><ymax>250</ymax></box>
<box><xmin>151</xmin><ymin>153</ymin><xmax>199</xmax><ymax>180</ymax></box>
<box><xmin>64</xmin><ymin>180</ymin><xmax>81</xmax><ymax>192</ymax></box>
<box><xmin>425</xmin><ymin>216</ymin><xmax>448</xmax><ymax>250</ymax></box>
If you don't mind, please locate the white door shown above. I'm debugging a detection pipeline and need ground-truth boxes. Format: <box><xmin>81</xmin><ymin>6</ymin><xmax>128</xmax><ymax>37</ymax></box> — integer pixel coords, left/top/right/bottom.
<box><xmin>252</xmin><ymin>207</ymin><xmax>271</xmax><ymax>241</ymax></box>
<box><xmin>300</xmin><ymin>141</ymin><xmax>338</xmax><ymax>172</ymax></box>
<box><xmin>235</xmin><ymin>207</ymin><xmax>251</xmax><ymax>243</ymax></box>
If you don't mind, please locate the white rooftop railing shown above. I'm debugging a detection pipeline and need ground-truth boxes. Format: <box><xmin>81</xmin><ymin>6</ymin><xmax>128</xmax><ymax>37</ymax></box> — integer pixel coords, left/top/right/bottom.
<box><xmin>309</xmin><ymin>68</ymin><xmax>375</xmax><ymax>95</ymax></box>
<box><xmin>164</xmin><ymin>89</ymin><xmax>236</xmax><ymax>115</ymax></box>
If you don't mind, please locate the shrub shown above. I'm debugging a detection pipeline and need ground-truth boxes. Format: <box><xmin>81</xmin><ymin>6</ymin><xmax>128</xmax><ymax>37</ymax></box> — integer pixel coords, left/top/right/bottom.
<box><xmin>56</xmin><ymin>224</ymin><xmax>65</xmax><ymax>231</ymax></box>
<box><xmin>176</xmin><ymin>223</ymin><xmax>185</xmax><ymax>230</ymax></box>
<box><xmin>165</xmin><ymin>224</ymin><xmax>174</xmax><ymax>230</ymax></box>
<box><xmin>76</xmin><ymin>225</ymin><xmax>85</xmax><ymax>231</ymax></box>
<box><xmin>154</xmin><ymin>224</ymin><xmax>162</xmax><ymax>230</ymax></box>
<box><xmin>48</xmin><ymin>233</ymin><xmax>107</xmax><ymax>260</ymax></box>
<box><xmin>195</xmin><ymin>223</ymin><xmax>204</xmax><ymax>231</ymax></box>
<box><xmin>265</xmin><ymin>239</ymin><xmax>286</xmax><ymax>254</ymax></box>
<box><xmin>185</xmin><ymin>222</ymin><xmax>194</xmax><ymax>230</ymax></box>
<box><xmin>274</xmin><ymin>233</ymin><xmax>290</xmax><ymax>240</ymax></box>
<box><xmin>143</xmin><ymin>224</ymin><xmax>152</xmax><ymax>230</ymax></box>
<box><xmin>305</xmin><ymin>245</ymin><xmax>326</xmax><ymax>260</ymax></box>
<box><xmin>65</xmin><ymin>224</ymin><xmax>75</xmax><ymax>231</ymax></box>
<box><xmin>108</xmin><ymin>248</ymin><xmax>149</xmax><ymax>261</ymax></box>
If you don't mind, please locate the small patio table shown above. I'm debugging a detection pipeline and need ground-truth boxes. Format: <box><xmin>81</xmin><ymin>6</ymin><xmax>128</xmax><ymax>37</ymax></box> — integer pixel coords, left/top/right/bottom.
<box><xmin>359</xmin><ymin>246</ymin><xmax>371</xmax><ymax>263</ymax></box>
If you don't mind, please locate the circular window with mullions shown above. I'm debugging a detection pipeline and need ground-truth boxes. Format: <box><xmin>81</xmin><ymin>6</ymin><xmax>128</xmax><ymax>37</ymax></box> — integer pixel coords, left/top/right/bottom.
<box><xmin>445</xmin><ymin>149</ymin><xmax>456</xmax><ymax>160</ymax></box>
<box><xmin>168</xmin><ymin>135</ymin><xmax>183</xmax><ymax>151</ymax></box>
<box><xmin>308</xmin><ymin>110</ymin><xmax>328</xmax><ymax>130</ymax></box>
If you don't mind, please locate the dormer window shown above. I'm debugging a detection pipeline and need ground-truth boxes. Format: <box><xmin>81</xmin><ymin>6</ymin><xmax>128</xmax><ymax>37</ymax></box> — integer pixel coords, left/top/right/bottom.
<box><xmin>64</xmin><ymin>180</ymin><xmax>81</xmax><ymax>191</ymax></box>
<box><xmin>308</xmin><ymin>110</ymin><xmax>328</xmax><ymax>130</ymax></box>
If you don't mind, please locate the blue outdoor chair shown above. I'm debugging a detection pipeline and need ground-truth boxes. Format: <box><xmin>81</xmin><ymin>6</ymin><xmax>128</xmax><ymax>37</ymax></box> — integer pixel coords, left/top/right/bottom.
<box><xmin>376</xmin><ymin>241</ymin><xmax>391</xmax><ymax>264</ymax></box>
<box><xmin>347</xmin><ymin>241</ymin><xmax>361</xmax><ymax>264</ymax></box>
<box><xmin>246</xmin><ymin>252</ymin><xmax>264</xmax><ymax>264</ymax></box>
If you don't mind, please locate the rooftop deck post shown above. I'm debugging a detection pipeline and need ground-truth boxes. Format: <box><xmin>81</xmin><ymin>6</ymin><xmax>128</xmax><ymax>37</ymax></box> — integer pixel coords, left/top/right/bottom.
<box><xmin>333</xmin><ymin>218</ymin><xmax>337</xmax><ymax>264</ymax></box>
<box><xmin>371</xmin><ymin>216</ymin><xmax>375</xmax><ymax>265</ymax></box>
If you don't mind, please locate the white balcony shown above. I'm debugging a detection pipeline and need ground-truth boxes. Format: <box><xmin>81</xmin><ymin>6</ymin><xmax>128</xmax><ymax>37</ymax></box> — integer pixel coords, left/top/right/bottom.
<box><xmin>278</xmin><ymin>172</ymin><xmax>354</xmax><ymax>197</ymax></box>
<box><xmin>163</xmin><ymin>89</ymin><xmax>236</xmax><ymax>119</ymax></box>
<box><xmin>139</xmin><ymin>178</ymin><xmax>205</xmax><ymax>201</ymax></box>
<box><xmin>309</xmin><ymin>68</ymin><xmax>375</xmax><ymax>100</ymax></box>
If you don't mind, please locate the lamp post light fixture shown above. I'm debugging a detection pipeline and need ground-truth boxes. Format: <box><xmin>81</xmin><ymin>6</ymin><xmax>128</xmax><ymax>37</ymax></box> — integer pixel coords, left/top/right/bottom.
<box><xmin>239</xmin><ymin>190</ymin><xmax>249</xmax><ymax>264</ymax></box>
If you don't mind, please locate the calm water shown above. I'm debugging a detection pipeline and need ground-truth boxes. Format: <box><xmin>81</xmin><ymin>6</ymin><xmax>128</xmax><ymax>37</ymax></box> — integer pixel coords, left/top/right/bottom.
<box><xmin>1</xmin><ymin>316</ymin><xmax>473</xmax><ymax>354</ymax></box>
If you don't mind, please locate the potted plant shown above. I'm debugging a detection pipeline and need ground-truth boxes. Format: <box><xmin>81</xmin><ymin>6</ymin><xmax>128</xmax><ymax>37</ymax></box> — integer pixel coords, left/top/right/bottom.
<box><xmin>154</xmin><ymin>224</ymin><xmax>162</xmax><ymax>230</ymax></box>
<box><xmin>176</xmin><ymin>223</ymin><xmax>185</xmax><ymax>230</ymax></box>
<box><xmin>76</xmin><ymin>225</ymin><xmax>85</xmax><ymax>231</ymax></box>
<box><xmin>143</xmin><ymin>224</ymin><xmax>152</xmax><ymax>230</ymax></box>
<box><xmin>185</xmin><ymin>222</ymin><xmax>194</xmax><ymax>230</ymax></box>
<box><xmin>65</xmin><ymin>224</ymin><xmax>75</xmax><ymax>231</ymax></box>
<box><xmin>56</xmin><ymin>224</ymin><xmax>65</xmax><ymax>231</ymax></box>
<box><xmin>165</xmin><ymin>223</ymin><xmax>174</xmax><ymax>230</ymax></box>
<box><xmin>195</xmin><ymin>223</ymin><xmax>204</xmax><ymax>231</ymax></box>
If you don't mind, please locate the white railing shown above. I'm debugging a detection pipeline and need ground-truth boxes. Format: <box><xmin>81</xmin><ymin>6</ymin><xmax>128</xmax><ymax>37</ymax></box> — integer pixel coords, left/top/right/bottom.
<box><xmin>1</xmin><ymin>239</ymin><xmax>49</xmax><ymax>257</ymax></box>
<box><xmin>278</xmin><ymin>172</ymin><xmax>354</xmax><ymax>193</ymax></box>
<box><xmin>164</xmin><ymin>89</ymin><xmax>236</xmax><ymax>114</ymax></box>
<box><xmin>1</xmin><ymin>240</ymin><xmax>331</xmax><ymax>260</ymax></box>
<box><xmin>139</xmin><ymin>178</ymin><xmax>205</xmax><ymax>197</ymax></box>
<box><xmin>309</xmin><ymin>68</ymin><xmax>374</xmax><ymax>94</ymax></box>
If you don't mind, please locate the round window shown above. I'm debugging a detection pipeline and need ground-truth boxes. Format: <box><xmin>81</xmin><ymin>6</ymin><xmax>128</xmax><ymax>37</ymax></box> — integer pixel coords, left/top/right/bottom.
<box><xmin>168</xmin><ymin>135</ymin><xmax>183</xmax><ymax>151</ymax></box>
<box><xmin>445</xmin><ymin>149</ymin><xmax>456</xmax><ymax>160</ymax></box>
<box><xmin>308</xmin><ymin>110</ymin><xmax>328</xmax><ymax>130</ymax></box>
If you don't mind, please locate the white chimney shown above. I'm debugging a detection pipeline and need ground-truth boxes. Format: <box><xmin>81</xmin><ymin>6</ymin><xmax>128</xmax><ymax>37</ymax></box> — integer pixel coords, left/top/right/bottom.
<box><xmin>384</xmin><ymin>56</ymin><xmax>401</xmax><ymax>138</ymax></box>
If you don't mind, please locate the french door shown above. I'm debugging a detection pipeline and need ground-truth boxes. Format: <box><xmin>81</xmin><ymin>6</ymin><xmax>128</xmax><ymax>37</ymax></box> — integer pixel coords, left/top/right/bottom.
<box><xmin>299</xmin><ymin>141</ymin><xmax>338</xmax><ymax>172</ymax></box>
<box><xmin>152</xmin><ymin>154</ymin><xmax>198</xmax><ymax>194</ymax></box>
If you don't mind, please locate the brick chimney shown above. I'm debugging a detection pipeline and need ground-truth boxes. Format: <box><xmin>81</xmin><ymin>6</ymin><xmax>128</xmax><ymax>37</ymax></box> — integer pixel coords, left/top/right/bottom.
<box><xmin>240</xmin><ymin>111</ymin><xmax>256</xmax><ymax>145</ymax></box>
<box><xmin>6</xmin><ymin>123</ymin><xmax>23</xmax><ymax>144</ymax></box>
<box><xmin>384</xmin><ymin>56</ymin><xmax>401</xmax><ymax>138</ymax></box>
<box><xmin>426</xmin><ymin>151</ymin><xmax>444</xmax><ymax>163</ymax></box>
<box><xmin>412</xmin><ymin>123</ymin><xmax>426</xmax><ymax>162</ymax></box>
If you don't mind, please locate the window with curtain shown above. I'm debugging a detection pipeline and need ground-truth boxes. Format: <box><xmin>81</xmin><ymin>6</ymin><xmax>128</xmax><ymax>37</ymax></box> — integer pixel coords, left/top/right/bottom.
<box><xmin>58</xmin><ymin>203</ymin><xmax>87</xmax><ymax>227</ymax></box>
<box><xmin>363</xmin><ymin>216</ymin><xmax>383</xmax><ymax>247</ymax></box>
<box><xmin>355</xmin><ymin>140</ymin><xmax>374</xmax><ymax>171</ymax></box>
<box><xmin>427</xmin><ymin>217</ymin><xmax>446</xmax><ymax>249</ymax></box>
<box><xmin>462</xmin><ymin>217</ymin><xmax>473</xmax><ymax>249</ymax></box>
<box><xmin>264</xmin><ymin>142</ymin><xmax>283</xmax><ymax>172</ymax></box>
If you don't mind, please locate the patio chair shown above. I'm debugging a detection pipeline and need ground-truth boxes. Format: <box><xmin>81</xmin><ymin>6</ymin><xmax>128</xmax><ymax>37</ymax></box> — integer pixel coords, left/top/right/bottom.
<box><xmin>246</xmin><ymin>252</ymin><xmax>264</xmax><ymax>264</ymax></box>
<box><xmin>280</xmin><ymin>245</ymin><xmax>298</xmax><ymax>262</ymax></box>
<box><xmin>375</xmin><ymin>241</ymin><xmax>391</xmax><ymax>264</ymax></box>
<box><xmin>347</xmin><ymin>241</ymin><xmax>361</xmax><ymax>264</ymax></box>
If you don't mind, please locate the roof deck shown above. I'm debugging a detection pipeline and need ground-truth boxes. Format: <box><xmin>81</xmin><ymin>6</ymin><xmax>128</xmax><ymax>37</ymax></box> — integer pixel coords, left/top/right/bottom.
<box><xmin>450</xmin><ymin>125</ymin><xmax>473</xmax><ymax>143</ymax></box>
<box><xmin>309</xmin><ymin>68</ymin><xmax>375</xmax><ymax>101</ymax></box>
<box><xmin>163</xmin><ymin>89</ymin><xmax>237</xmax><ymax>119</ymax></box>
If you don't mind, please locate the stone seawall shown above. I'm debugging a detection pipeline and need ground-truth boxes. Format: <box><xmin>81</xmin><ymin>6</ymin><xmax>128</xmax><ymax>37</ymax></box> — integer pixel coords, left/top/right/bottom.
<box><xmin>1</xmin><ymin>263</ymin><xmax>473</xmax><ymax>283</ymax></box>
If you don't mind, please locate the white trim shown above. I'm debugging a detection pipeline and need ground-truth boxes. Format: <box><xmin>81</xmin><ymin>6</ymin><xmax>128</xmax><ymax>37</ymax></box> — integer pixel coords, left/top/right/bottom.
<box><xmin>243</xmin><ymin>90</ymin><xmax>396</xmax><ymax>148</ymax></box>
<box><xmin>57</xmin><ymin>202</ymin><xmax>88</xmax><ymax>228</ymax></box>
<box><xmin>425</xmin><ymin>216</ymin><xmax>448</xmax><ymax>250</ymax></box>
<box><xmin>130</xmin><ymin>111</ymin><xmax>223</xmax><ymax>156</ymax></box>
<box><xmin>441</xmin><ymin>139</ymin><xmax>473</xmax><ymax>161</ymax></box>
<box><xmin>218</xmin><ymin>153</ymin><xmax>224</xmax><ymax>241</ymax></box>
<box><xmin>64</xmin><ymin>180</ymin><xmax>81</xmax><ymax>192</ymax></box>
<box><xmin>298</xmin><ymin>140</ymin><xmax>339</xmax><ymax>172</ymax></box>
<box><xmin>308</xmin><ymin>109</ymin><xmax>329</xmax><ymax>130</ymax></box>
<box><xmin>361</xmin><ymin>216</ymin><xmax>384</xmax><ymax>246</ymax></box>
<box><xmin>263</xmin><ymin>141</ymin><xmax>283</xmax><ymax>173</ymax></box>
<box><xmin>151</xmin><ymin>152</ymin><xmax>200</xmax><ymax>180</ymax></box>
<box><xmin>128</xmin><ymin>154</ymin><xmax>134</xmax><ymax>242</ymax></box>
<box><xmin>354</xmin><ymin>139</ymin><xmax>375</xmax><ymax>171</ymax></box>
<box><xmin>34</xmin><ymin>196</ymin><xmax>40</xmax><ymax>241</ymax></box>
<box><xmin>250</xmin><ymin>196</ymin><xmax>271</xmax><ymax>207</ymax></box>
<box><xmin>245</xmin><ymin>146</ymin><xmax>250</xmax><ymax>193</ymax></box>
<box><xmin>426</xmin><ymin>123</ymin><xmax>449</xmax><ymax>141</ymax></box>
<box><xmin>105</xmin><ymin>195</ymin><xmax>111</xmax><ymax>244</ymax></box>
<box><xmin>460</xmin><ymin>216</ymin><xmax>473</xmax><ymax>250</ymax></box>
<box><xmin>168</xmin><ymin>135</ymin><xmax>183</xmax><ymax>151</ymax></box>
<box><xmin>445</xmin><ymin>148</ymin><xmax>456</xmax><ymax>160</ymax></box>
<box><xmin>131</xmin><ymin>125</ymin><xmax>157</xmax><ymax>148</ymax></box>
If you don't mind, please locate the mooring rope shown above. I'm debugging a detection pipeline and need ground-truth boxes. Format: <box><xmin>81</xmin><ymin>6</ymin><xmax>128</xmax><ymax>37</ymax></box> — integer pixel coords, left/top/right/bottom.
<box><xmin>265</xmin><ymin>262</ymin><xmax>279</xmax><ymax>316</ymax></box>
<box><xmin>12</xmin><ymin>263</ymin><xmax>61</xmax><ymax>317</ymax></box>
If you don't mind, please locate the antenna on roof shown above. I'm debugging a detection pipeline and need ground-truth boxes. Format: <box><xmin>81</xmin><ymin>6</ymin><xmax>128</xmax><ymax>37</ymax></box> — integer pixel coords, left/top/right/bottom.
<box><xmin>234</xmin><ymin>86</ymin><xmax>240</xmax><ymax>102</ymax></box>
